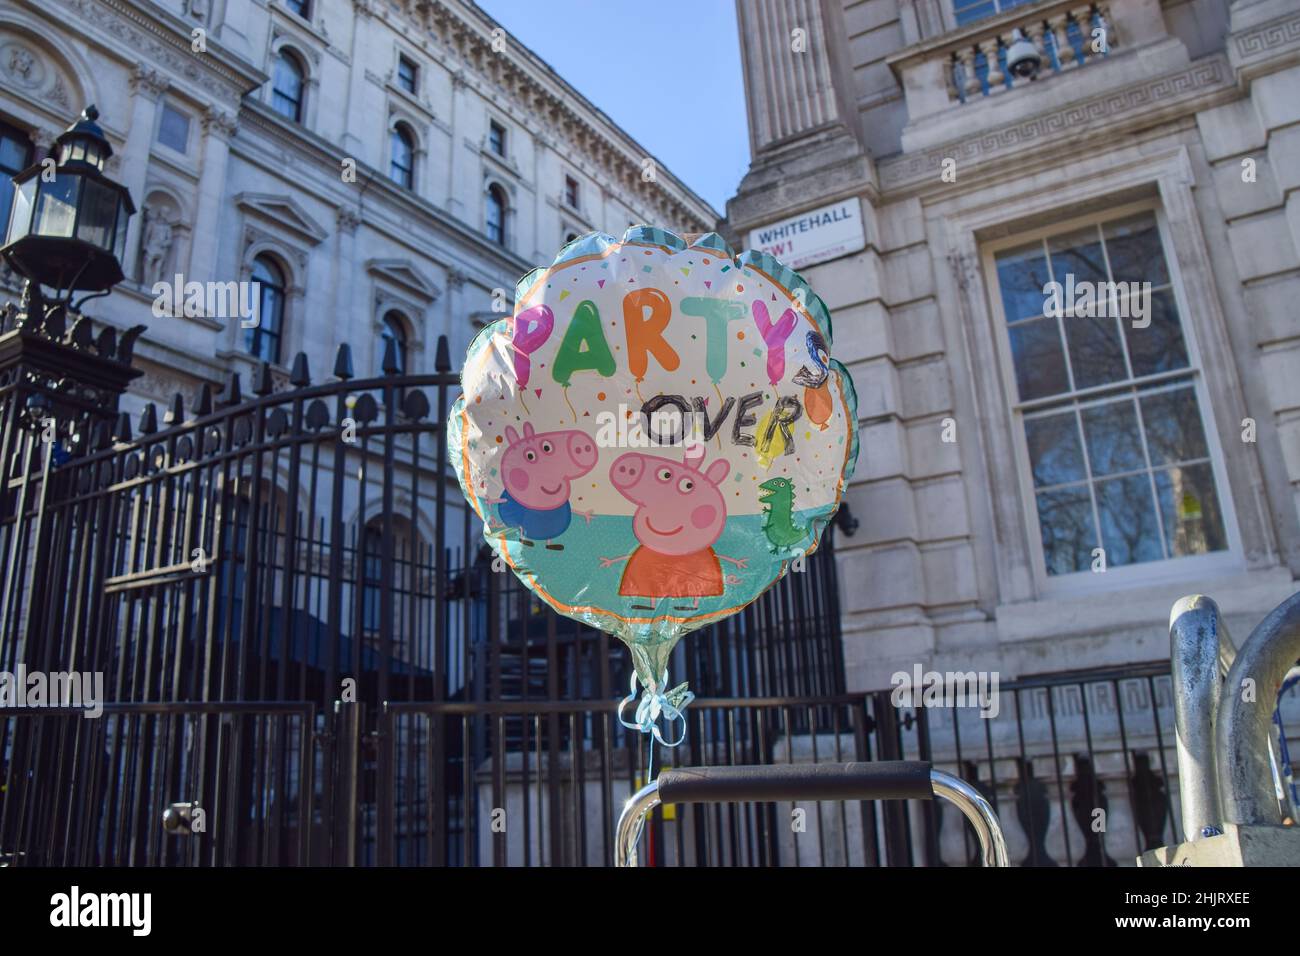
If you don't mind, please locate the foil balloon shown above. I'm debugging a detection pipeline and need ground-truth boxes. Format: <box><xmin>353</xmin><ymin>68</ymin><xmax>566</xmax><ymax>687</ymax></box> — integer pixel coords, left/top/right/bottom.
<box><xmin>449</xmin><ymin>227</ymin><xmax>858</xmax><ymax>739</ymax></box>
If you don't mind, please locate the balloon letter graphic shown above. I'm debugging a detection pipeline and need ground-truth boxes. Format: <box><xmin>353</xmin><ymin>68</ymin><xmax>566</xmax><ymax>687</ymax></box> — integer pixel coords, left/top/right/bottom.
<box><xmin>552</xmin><ymin>300</ymin><xmax>617</xmax><ymax>386</ymax></box>
<box><xmin>512</xmin><ymin>305</ymin><xmax>554</xmax><ymax>387</ymax></box>
<box><xmin>751</xmin><ymin>300</ymin><xmax>797</xmax><ymax>386</ymax></box>
<box><xmin>623</xmin><ymin>288</ymin><xmax>679</xmax><ymax>380</ymax></box>
<box><xmin>681</xmin><ymin>296</ymin><xmax>746</xmax><ymax>385</ymax></box>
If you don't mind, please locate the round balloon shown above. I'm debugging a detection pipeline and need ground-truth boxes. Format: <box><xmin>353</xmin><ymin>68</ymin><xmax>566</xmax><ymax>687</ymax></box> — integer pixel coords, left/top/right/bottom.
<box><xmin>449</xmin><ymin>227</ymin><xmax>858</xmax><ymax>696</ymax></box>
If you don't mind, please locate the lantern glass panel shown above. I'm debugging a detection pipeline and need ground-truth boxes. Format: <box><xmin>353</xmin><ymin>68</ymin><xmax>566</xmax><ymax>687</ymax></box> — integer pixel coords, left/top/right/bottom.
<box><xmin>33</xmin><ymin>174</ymin><xmax>80</xmax><ymax>238</ymax></box>
<box><xmin>70</xmin><ymin>142</ymin><xmax>85</xmax><ymax>163</ymax></box>
<box><xmin>113</xmin><ymin>200</ymin><xmax>129</xmax><ymax>261</ymax></box>
<box><xmin>6</xmin><ymin>177</ymin><xmax>35</xmax><ymax>245</ymax></box>
<box><xmin>76</xmin><ymin>179</ymin><xmax>118</xmax><ymax>249</ymax></box>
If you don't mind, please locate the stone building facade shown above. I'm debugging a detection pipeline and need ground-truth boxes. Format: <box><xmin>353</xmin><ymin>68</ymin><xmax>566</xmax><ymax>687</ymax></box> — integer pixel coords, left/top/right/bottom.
<box><xmin>726</xmin><ymin>0</ymin><xmax>1300</xmax><ymax>694</ymax></box>
<box><xmin>0</xmin><ymin>0</ymin><xmax>716</xmax><ymax>424</ymax></box>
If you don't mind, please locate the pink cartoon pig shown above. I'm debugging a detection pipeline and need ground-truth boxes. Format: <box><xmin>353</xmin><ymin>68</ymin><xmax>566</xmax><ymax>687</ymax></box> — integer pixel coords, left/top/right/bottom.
<box><xmin>600</xmin><ymin>445</ymin><xmax>748</xmax><ymax>609</ymax></box>
<box><xmin>484</xmin><ymin>422</ymin><xmax>597</xmax><ymax>549</ymax></box>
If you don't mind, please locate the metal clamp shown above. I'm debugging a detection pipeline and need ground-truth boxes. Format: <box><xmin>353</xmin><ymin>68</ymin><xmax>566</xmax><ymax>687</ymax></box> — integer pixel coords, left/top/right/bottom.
<box><xmin>615</xmin><ymin>762</ymin><xmax>1009</xmax><ymax>867</ymax></box>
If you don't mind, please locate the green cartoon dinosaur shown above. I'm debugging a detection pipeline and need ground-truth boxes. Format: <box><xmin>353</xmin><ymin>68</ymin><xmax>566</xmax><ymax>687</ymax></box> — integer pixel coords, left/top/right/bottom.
<box><xmin>758</xmin><ymin>477</ymin><xmax>810</xmax><ymax>553</ymax></box>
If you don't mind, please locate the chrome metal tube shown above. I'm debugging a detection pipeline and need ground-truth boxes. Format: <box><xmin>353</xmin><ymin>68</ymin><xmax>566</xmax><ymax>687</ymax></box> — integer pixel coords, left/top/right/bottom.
<box><xmin>615</xmin><ymin>780</ymin><xmax>660</xmax><ymax>868</ymax></box>
<box><xmin>1169</xmin><ymin>595</ymin><xmax>1232</xmax><ymax>839</ymax></box>
<box><xmin>929</xmin><ymin>769</ymin><xmax>1009</xmax><ymax>868</ymax></box>
<box><xmin>1217</xmin><ymin>591</ymin><xmax>1300</xmax><ymax>826</ymax></box>
<box><xmin>614</xmin><ymin>768</ymin><xmax>1010</xmax><ymax>867</ymax></box>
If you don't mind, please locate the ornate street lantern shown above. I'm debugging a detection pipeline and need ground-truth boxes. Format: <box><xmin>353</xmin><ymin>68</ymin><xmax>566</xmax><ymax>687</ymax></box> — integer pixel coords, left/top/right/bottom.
<box><xmin>1</xmin><ymin>105</ymin><xmax>135</xmax><ymax>301</ymax></box>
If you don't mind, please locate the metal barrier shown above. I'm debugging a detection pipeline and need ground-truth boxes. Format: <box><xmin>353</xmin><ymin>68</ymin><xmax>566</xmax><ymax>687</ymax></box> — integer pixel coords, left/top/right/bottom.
<box><xmin>1168</xmin><ymin>591</ymin><xmax>1300</xmax><ymax>839</ymax></box>
<box><xmin>615</xmin><ymin>762</ymin><xmax>1010</xmax><ymax>868</ymax></box>
<box><xmin>1217</xmin><ymin>592</ymin><xmax>1300</xmax><ymax>827</ymax></box>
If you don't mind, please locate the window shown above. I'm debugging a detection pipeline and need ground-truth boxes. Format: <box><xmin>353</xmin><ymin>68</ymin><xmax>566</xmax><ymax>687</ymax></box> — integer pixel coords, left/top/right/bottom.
<box><xmin>284</xmin><ymin>0</ymin><xmax>310</xmax><ymax>18</ymax></box>
<box><xmin>271</xmin><ymin>50</ymin><xmax>305</xmax><ymax>122</ymax></box>
<box><xmin>380</xmin><ymin>311</ymin><xmax>409</xmax><ymax>374</ymax></box>
<box><xmin>0</xmin><ymin>122</ymin><xmax>33</xmax><ymax>241</ymax></box>
<box><xmin>564</xmin><ymin>175</ymin><xmax>579</xmax><ymax>209</ymax></box>
<box><xmin>488</xmin><ymin>120</ymin><xmax>506</xmax><ymax>157</ymax></box>
<box><xmin>951</xmin><ymin>0</ymin><xmax>1035</xmax><ymax>27</ymax></box>
<box><xmin>990</xmin><ymin>210</ymin><xmax>1228</xmax><ymax>577</ymax></box>
<box><xmin>389</xmin><ymin>124</ymin><xmax>414</xmax><ymax>189</ymax></box>
<box><xmin>248</xmin><ymin>255</ymin><xmax>286</xmax><ymax>365</ymax></box>
<box><xmin>157</xmin><ymin>103</ymin><xmax>190</xmax><ymax>153</ymax></box>
<box><xmin>486</xmin><ymin>184</ymin><xmax>506</xmax><ymax>245</ymax></box>
<box><xmin>397</xmin><ymin>55</ymin><xmax>417</xmax><ymax>95</ymax></box>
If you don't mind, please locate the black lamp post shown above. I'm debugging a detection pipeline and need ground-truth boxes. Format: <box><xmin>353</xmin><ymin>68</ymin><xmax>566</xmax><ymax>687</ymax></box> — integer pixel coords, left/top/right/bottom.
<box><xmin>1</xmin><ymin>105</ymin><xmax>135</xmax><ymax>309</ymax></box>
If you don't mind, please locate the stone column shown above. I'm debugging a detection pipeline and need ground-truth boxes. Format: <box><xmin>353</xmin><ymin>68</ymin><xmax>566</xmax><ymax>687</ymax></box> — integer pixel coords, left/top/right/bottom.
<box><xmin>188</xmin><ymin>106</ymin><xmax>237</xmax><ymax>282</ymax></box>
<box><xmin>123</xmin><ymin>65</ymin><xmax>168</xmax><ymax>284</ymax></box>
<box><xmin>736</xmin><ymin>0</ymin><xmax>856</xmax><ymax>158</ymax></box>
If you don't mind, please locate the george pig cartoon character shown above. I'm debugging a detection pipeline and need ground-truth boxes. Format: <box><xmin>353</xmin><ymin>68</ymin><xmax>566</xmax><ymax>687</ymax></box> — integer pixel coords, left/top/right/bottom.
<box><xmin>600</xmin><ymin>445</ymin><xmax>748</xmax><ymax>610</ymax></box>
<box><xmin>484</xmin><ymin>422</ymin><xmax>597</xmax><ymax>549</ymax></box>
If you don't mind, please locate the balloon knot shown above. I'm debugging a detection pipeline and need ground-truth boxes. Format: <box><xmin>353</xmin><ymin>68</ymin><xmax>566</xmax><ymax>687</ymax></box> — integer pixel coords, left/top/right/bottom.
<box><xmin>618</xmin><ymin>672</ymin><xmax>694</xmax><ymax>747</ymax></box>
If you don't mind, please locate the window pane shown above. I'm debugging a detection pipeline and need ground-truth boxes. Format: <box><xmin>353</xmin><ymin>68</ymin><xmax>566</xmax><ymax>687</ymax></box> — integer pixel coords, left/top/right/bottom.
<box><xmin>0</xmin><ymin>131</ymin><xmax>29</xmax><ymax>173</ymax></box>
<box><xmin>1009</xmin><ymin>317</ymin><xmax>1068</xmax><ymax>400</ymax></box>
<box><xmin>1065</xmin><ymin>314</ymin><xmax>1127</xmax><ymax>388</ymax></box>
<box><xmin>1081</xmin><ymin>398</ymin><xmax>1145</xmax><ymax>477</ymax></box>
<box><xmin>1140</xmin><ymin>384</ymin><xmax>1208</xmax><ymax>466</ymax></box>
<box><xmin>1154</xmin><ymin>463</ymin><xmax>1227</xmax><ymax>557</ymax></box>
<box><xmin>1048</xmin><ymin>226</ymin><xmax>1107</xmax><ymax>286</ymax></box>
<box><xmin>1036</xmin><ymin>486</ymin><xmax>1097</xmax><ymax>575</ymax></box>
<box><xmin>954</xmin><ymin>0</ymin><xmax>996</xmax><ymax>26</ymax></box>
<box><xmin>1124</xmin><ymin>289</ymin><xmax>1188</xmax><ymax>376</ymax></box>
<box><xmin>995</xmin><ymin>242</ymin><xmax>1050</xmax><ymax>322</ymax></box>
<box><xmin>273</xmin><ymin>55</ymin><xmax>304</xmax><ymax>121</ymax></box>
<box><xmin>158</xmin><ymin>105</ymin><xmax>189</xmax><ymax>153</ymax></box>
<box><xmin>1024</xmin><ymin>411</ymin><xmax>1086</xmax><ymax>487</ymax></box>
<box><xmin>1096</xmin><ymin>474</ymin><xmax>1164</xmax><ymax>566</ymax></box>
<box><xmin>1103</xmin><ymin>214</ymin><xmax>1168</xmax><ymax>286</ymax></box>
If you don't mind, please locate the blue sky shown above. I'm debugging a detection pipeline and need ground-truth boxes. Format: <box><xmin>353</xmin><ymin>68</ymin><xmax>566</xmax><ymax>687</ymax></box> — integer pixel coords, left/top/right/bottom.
<box><xmin>473</xmin><ymin>0</ymin><xmax>750</xmax><ymax>216</ymax></box>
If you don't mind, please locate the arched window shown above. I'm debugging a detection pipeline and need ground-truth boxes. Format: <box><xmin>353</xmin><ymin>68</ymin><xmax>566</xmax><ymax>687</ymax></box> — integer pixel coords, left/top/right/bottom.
<box><xmin>389</xmin><ymin>125</ymin><xmax>414</xmax><ymax>189</ymax></box>
<box><xmin>380</xmin><ymin>311</ymin><xmax>409</xmax><ymax>374</ymax></box>
<box><xmin>248</xmin><ymin>255</ymin><xmax>286</xmax><ymax>365</ymax></box>
<box><xmin>485</xmin><ymin>184</ymin><xmax>506</xmax><ymax>246</ymax></box>
<box><xmin>272</xmin><ymin>50</ymin><xmax>306</xmax><ymax>123</ymax></box>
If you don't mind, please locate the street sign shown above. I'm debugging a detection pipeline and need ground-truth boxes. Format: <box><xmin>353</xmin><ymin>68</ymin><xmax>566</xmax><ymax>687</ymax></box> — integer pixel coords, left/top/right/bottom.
<box><xmin>747</xmin><ymin>198</ymin><xmax>866</xmax><ymax>270</ymax></box>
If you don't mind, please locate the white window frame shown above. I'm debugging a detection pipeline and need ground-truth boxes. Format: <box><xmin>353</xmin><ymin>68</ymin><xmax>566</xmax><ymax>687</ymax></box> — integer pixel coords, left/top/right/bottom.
<box><xmin>981</xmin><ymin>198</ymin><xmax>1243</xmax><ymax>596</ymax></box>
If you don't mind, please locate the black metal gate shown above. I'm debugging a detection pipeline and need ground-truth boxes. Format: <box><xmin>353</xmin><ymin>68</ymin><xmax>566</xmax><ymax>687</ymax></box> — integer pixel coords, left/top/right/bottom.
<box><xmin>0</xmin><ymin>298</ymin><xmax>854</xmax><ymax>866</ymax></box>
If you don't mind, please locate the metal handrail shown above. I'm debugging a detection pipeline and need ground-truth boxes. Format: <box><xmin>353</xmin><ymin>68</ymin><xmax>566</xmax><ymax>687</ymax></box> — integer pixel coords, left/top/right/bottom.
<box><xmin>615</xmin><ymin>764</ymin><xmax>1010</xmax><ymax>867</ymax></box>
<box><xmin>1217</xmin><ymin>591</ymin><xmax>1300</xmax><ymax>826</ymax></box>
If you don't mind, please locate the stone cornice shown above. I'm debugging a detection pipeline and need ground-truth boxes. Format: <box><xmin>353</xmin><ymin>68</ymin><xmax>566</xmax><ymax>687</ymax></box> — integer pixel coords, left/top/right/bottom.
<box><xmin>43</xmin><ymin>0</ymin><xmax>266</xmax><ymax>106</ymax></box>
<box><xmin>421</xmin><ymin>0</ymin><xmax>717</xmax><ymax>231</ymax></box>
<box><xmin>1229</xmin><ymin>8</ymin><xmax>1300</xmax><ymax>81</ymax></box>
<box><xmin>878</xmin><ymin>56</ymin><xmax>1235</xmax><ymax>195</ymax></box>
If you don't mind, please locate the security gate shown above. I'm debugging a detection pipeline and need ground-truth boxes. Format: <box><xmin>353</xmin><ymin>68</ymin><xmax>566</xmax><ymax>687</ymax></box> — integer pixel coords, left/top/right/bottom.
<box><xmin>0</xmin><ymin>299</ymin><xmax>850</xmax><ymax>866</ymax></box>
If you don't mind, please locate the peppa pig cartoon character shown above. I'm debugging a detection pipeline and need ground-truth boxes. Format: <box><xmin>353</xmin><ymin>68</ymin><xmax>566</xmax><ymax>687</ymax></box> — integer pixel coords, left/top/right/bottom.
<box><xmin>484</xmin><ymin>422</ymin><xmax>597</xmax><ymax>549</ymax></box>
<box><xmin>600</xmin><ymin>445</ymin><xmax>748</xmax><ymax>610</ymax></box>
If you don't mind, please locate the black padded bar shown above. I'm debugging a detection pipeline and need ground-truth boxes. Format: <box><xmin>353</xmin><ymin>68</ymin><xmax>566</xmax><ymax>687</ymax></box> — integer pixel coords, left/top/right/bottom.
<box><xmin>656</xmin><ymin>761</ymin><xmax>934</xmax><ymax>805</ymax></box>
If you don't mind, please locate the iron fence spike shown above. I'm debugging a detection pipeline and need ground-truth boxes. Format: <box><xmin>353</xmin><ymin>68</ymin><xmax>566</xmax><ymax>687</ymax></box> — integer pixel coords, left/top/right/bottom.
<box><xmin>290</xmin><ymin>352</ymin><xmax>312</xmax><ymax>386</ymax></box>
<box><xmin>138</xmin><ymin>403</ymin><xmax>158</xmax><ymax>434</ymax></box>
<box><xmin>334</xmin><ymin>343</ymin><xmax>354</xmax><ymax>380</ymax></box>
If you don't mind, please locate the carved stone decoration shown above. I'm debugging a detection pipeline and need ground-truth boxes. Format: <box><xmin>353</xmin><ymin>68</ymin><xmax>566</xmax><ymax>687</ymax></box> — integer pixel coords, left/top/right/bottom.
<box><xmin>140</xmin><ymin>204</ymin><xmax>177</xmax><ymax>288</ymax></box>
<box><xmin>201</xmin><ymin>105</ymin><xmax>239</xmax><ymax>140</ymax></box>
<box><xmin>337</xmin><ymin>207</ymin><xmax>362</xmax><ymax>234</ymax></box>
<box><xmin>0</xmin><ymin>36</ymin><xmax>75</xmax><ymax>111</ymax></box>
<box><xmin>129</xmin><ymin>62</ymin><xmax>169</xmax><ymax>98</ymax></box>
<box><xmin>187</xmin><ymin>0</ymin><xmax>208</xmax><ymax>22</ymax></box>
